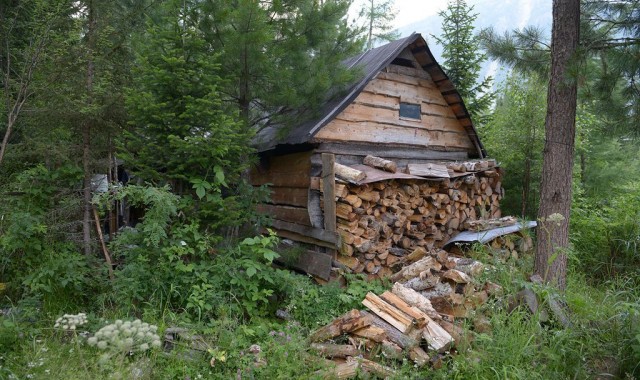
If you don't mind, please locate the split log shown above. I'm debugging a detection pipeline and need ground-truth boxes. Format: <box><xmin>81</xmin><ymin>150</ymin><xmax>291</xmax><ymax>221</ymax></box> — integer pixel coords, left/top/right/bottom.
<box><xmin>361</xmin><ymin>311</ymin><xmax>418</xmax><ymax>349</ymax></box>
<box><xmin>448</xmin><ymin>257</ymin><xmax>484</xmax><ymax>277</ymax></box>
<box><xmin>351</xmin><ymin>326</ymin><xmax>387</xmax><ymax>342</ymax></box>
<box><xmin>403</xmin><ymin>275</ymin><xmax>440</xmax><ymax>291</ymax></box>
<box><xmin>390</xmin><ymin>256</ymin><xmax>441</xmax><ymax>282</ymax></box>
<box><xmin>391</xmin><ymin>283</ymin><xmax>437</xmax><ymax>316</ymax></box>
<box><xmin>310</xmin><ymin>343</ymin><xmax>361</xmax><ymax>358</ymax></box>
<box><xmin>441</xmin><ymin>269</ymin><xmax>472</xmax><ymax>284</ymax></box>
<box><xmin>363</xmin><ymin>155</ymin><xmax>397</xmax><ymax>173</ymax></box>
<box><xmin>334</xmin><ymin>163</ymin><xmax>366</xmax><ymax>183</ymax></box>
<box><xmin>362</xmin><ymin>292</ymin><xmax>415</xmax><ymax>334</ymax></box>
<box><xmin>407</xmin><ymin>163</ymin><xmax>450</xmax><ymax>178</ymax></box>
<box><xmin>309</xmin><ymin>309</ymin><xmax>371</xmax><ymax>343</ymax></box>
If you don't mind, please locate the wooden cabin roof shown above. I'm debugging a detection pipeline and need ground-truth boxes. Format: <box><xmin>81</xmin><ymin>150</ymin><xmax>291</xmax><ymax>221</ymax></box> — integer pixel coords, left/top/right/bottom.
<box><xmin>254</xmin><ymin>33</ymin><xmax>486</xmax><ymax>158</ymax></box>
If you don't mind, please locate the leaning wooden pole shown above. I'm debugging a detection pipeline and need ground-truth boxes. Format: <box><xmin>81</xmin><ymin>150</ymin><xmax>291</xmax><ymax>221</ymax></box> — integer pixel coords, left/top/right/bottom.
<box><xmin>92</xmin><ymin>206</ymin><xmax>114</xmax><ymax>280</ymax></box>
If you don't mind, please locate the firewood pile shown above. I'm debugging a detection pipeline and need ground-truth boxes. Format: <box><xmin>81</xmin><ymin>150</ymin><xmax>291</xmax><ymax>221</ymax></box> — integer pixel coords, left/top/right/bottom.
<box><xmin>312</xmin><ymin>248</ymin><xmax>504</xmax><ymax>379</ymax></box>
<box><xmin>325</xmin><ymin>158</ymin><xmax>504</xmax><ymax>280</ymax></box>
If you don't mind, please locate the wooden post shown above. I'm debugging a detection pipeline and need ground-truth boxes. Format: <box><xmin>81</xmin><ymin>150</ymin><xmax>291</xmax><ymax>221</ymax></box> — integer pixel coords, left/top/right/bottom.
<box><xmin>322</xmin><ymin>153</ymin><xmax>337</xmax><ymax>258</ymax></box>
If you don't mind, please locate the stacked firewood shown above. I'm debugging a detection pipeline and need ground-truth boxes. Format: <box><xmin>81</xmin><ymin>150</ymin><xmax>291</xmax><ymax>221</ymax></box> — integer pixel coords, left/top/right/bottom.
<box><xmin>312</xmin><ymin>248</ymin><xmax>500</xmax><ymax>378</ymax></box>
<box><xmin>327</xmin><ymin>161</ymin><xmax>503</xmax><ymax>279</ymax></box>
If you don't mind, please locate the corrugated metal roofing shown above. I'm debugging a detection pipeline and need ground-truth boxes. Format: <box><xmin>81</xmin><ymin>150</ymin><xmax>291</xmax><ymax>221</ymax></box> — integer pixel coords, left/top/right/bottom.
<box><xmin>254</xmin><ymin>33</ymin><xmax>486</xmax><ymax>157</ymax></box>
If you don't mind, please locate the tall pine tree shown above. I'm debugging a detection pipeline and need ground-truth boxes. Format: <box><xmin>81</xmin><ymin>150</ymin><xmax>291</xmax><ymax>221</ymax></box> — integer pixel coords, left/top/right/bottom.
<box><xmin>123</xmin><ymin>0</ymin><xmax>250</xmax><ymax>190</ymax></box>
<box><xmin>199</xmin><ymin>0</ymin><xmax>363</xmax><ymax>132</ymax></box>
<box><xmin>433</xmin><ymin>0</ymin><xmax>493</xmax><ymax>125</ymax></box>
<box><xmin>358</xmin><ymin>0</ymin><xmax>399</xmax><ymax>50</ymax></box>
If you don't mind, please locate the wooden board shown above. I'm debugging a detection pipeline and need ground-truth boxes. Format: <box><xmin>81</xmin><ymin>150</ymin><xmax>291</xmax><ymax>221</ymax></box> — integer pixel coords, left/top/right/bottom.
<box><xmin>322</xmin><ymin>153</ymin><xmax>337</xmax><ymax>258</ymax></box>
<box><xmin>270</xmin><ymin>228</ymin><xmax>336</xmax><ymax>249</ymax></box>
<box><xmin>335</xmin><ymin>102</ymin><xmax>468</xmax><ymax>134</ymax></box>
<box><xmin>250</xmin><ymin>151</ymin><xmax>311</xmax><ymax>187</ymax></box>
<box><xmin>268</xmin><ymin>187</ymin><xmax>308</xmax><ymax>207</ymax></box>
<box><xmin>276</xmin><ymin>249</ymin><xmax>332</xmax><ymax>280</ymax></box>
<box><xmin>315</xmin><ymin>143</ymin><xmax>470</xmax><ymax>161</ymax></box>
<box><xmin>355</xmin><ymin>90</ymin><xmax>456</xmax><ymax>119</ymax></box>
<box><xmin>314</xmin><ymin>119</ymin><xmax>474</xmax><ymax>150</ymax></box>
<box><xmin>407</xmin><ymin>163</ymin><xmax>450</xmax><ymax>178</ymax></box>
<box><xmin>257</xmin><ymin>204</ymin><xmax>311</xmax><ymax>226</ymax></box>
<box><xmin>363</xmin><ymin>77</ymin><xmax>448</xmax><ymax>106</ymax></box>
<box><xmin>270</xmin><ymin>219</ymin><xmax>339</xmax><ymax>245</ymax></box>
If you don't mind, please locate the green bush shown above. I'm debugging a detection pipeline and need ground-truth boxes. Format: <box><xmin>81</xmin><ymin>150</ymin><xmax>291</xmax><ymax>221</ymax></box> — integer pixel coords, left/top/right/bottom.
<box><xmin>571</xmin><ymin>182</ymin><xmax>640</xmax><ymax>277</ymax></box>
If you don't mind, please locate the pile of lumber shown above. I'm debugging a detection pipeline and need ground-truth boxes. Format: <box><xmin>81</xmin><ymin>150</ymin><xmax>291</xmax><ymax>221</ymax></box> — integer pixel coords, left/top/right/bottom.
<box><xmin>312</xmin><ymin>248</ymin><xmax>500</xmax><ymax>378</ymax></box>
<box><xmin>326</xmin><ymin>160</ymin><xmax>503</xmax><ymax>279</ymax></box>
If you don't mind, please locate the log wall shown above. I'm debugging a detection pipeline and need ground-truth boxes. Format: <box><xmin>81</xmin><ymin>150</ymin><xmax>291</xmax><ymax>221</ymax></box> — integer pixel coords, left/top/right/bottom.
<box><xmin>313</xmin><ymin>64</ymin><xmax>477</xmax><ymax>154</ymax></box>
<box><xmin>250</xmin><ymin>151</ymin><xmax>314</xmax><ymax>228</ymax></box>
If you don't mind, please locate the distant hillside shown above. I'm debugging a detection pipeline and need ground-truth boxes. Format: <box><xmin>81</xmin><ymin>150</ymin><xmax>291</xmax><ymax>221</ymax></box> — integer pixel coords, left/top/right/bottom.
<box><xmin>395</xmin><ymin>0</ymin><xmax>552</xmax><ymax>84</ymax></box>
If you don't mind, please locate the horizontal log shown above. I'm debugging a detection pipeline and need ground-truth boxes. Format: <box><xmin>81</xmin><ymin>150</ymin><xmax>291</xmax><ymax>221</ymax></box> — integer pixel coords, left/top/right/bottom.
<box><xmin>268</xmin><ymin>187</ymin><xmax>309</xmax><ymax>207</ymax></box>
<box><xmin>275</xmin><ymin>248</ymin><xmax>332</xmax><ymax>281</ymax></box>
<box><xmin>257</xmin><ymin>204</ymin><xmax>311</xmax><ymax>226</ymax></box>
<box><xmin>250</xmin><ymin>151</ymin><xmax>311</xmax><ymax>187</ymax></box>
<box><xmin>334</xmin><ymin>162</ymin><xmax>366</xmax><ymax>183</ymax></box>
<box><xmin>363</xmin><ymin>76</ymin><xmax>449</xmax><ymax>107</ymax></box>
<box><xmin>363</xmin><ymin>155</ymin><xmax>397</xmax><ymax>173</ymax></box>
<box><xmin>315</xmin><ymin>118</ymin><xmax>474</xmax><ymax>150</ymax></box>
<box><xmin>270</xmin><ymin>219</ymin><xmax>338</xmax><ymax>245</ymax></box>
<box><xmin>310</xmin><ymin>343</ymin><xmax>361</xmax><ymax>358</ymax></box>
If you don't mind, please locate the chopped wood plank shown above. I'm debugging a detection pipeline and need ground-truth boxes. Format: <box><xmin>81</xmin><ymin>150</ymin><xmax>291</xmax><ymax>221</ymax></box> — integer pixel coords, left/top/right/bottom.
<box><xmin>379</xmin><ymin>291</ymin><xmax>427</xmax><ymax>328</ymax></box>
<box><xmin>362</xmin><ymin>292</ymin><xmax>415</xmax><ymax>333</ymax></box>
<box><xmin>407</xmin><ymin>163</ymin><xmax>450</xmax><ymax>178</ymax></box>
<box><xmin>391</xmin><ymin>283</ymin><xmax>438</xmax><ymax>317</ymax></box>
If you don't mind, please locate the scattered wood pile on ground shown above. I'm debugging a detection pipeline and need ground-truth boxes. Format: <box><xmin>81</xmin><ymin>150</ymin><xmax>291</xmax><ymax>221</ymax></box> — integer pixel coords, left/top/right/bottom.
<box><xmin>312</xmin><ymin>248</ymin><xmax>504</xmax><ymax>378</ymax></box>
<box><xmin>322</xmin><ymin>158</ymin><xmax>504</xmax><ymax>279</ymax></box>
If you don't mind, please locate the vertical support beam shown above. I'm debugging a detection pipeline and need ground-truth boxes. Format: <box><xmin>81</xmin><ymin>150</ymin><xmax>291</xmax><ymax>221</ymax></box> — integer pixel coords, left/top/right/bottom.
<box><xmin>322</xmin><ymin>153</ymin><xmax>337</xmax><ymax>258</ymax></box>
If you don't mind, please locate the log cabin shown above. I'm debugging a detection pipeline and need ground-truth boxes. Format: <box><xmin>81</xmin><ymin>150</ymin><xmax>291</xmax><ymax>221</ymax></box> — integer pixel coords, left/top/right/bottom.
<box><xmin>250</xmin><ymin>33</ymin><xmax>503</xmax><ymax>280</ymax></box>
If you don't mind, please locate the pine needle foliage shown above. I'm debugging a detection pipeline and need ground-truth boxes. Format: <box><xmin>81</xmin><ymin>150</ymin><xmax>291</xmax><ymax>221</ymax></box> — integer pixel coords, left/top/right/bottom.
<box><xmin>432</xmin><ymin>0</ymin><xmax>494</xmax><ymax>126</ymax></box>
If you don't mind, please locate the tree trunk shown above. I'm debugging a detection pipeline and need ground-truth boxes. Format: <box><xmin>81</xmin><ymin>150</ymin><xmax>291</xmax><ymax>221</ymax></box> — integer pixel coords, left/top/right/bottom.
<box><xmin>534</xmin><ymin>0</ymin><xmax>580</xmax><ymax>290</ymax></box>
<box><xmin>82</xmin><ymin>0</ymin><xmax>97</xmax><ymax>256</ymax></box>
